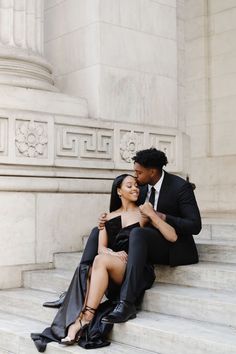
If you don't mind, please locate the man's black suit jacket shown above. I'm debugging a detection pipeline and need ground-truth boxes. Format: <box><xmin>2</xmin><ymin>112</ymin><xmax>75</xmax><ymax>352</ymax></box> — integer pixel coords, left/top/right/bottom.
<box><xmin>138</xmin><ymin>171</ymin><xmax>202</xmax><ymax>267</ymax></box>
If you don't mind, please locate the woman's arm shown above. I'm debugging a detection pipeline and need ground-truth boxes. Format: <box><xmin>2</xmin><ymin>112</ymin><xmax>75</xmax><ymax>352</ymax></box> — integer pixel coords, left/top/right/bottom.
<box><xmin>98</xmin><ymin>227</ymin><xmax>114</xmax><ymax>255</ymax></box>
<box><xmin>98</xmin><ymin>225</ymin><xmax>128</xmax><ymax>263</ymax></box>
<box><xmin>139</xmin><ymin>203</ymin><xmax>178</xmax><ymax>242</ymax></box>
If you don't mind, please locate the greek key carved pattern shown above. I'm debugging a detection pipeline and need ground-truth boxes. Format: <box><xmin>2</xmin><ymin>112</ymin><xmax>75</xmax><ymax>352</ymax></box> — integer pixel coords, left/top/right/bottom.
<box><xmin>149</xmin><ymin>133</ymin><xmax>175</xmax><ymax>164</ymax></box>
<box><xmin>56</xmin><ymin>126</ymin><xmax>113</xmax><ymax>160</ymax></box>
<box><xmin>0</xmin><ymin>117</ymin><xmax>8</xmax><ymax>155</ymax></box>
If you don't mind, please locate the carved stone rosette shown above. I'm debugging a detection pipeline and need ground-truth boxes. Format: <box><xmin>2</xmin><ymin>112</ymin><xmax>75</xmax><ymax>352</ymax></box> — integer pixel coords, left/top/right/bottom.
<box><xmin>120</xmin><ymin>131</ymin><xmax>139</xmax><ymax>163</ymax></box>
<box><xmin>15</xmin><ymin>121</ymin><xmax>48</xmax><ymax>158</ymax></box>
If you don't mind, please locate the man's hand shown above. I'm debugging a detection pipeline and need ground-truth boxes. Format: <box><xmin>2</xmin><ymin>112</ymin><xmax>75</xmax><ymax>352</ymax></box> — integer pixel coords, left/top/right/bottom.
<box><xmin>98</xmin><ymin>212</ymin><xmax>108</xmax><ymax>230</ymax></box>
<box><xmin>139</xmin><ymin>202</ymin><xmax>156</xmax><ymax>219</ymax></box>
<box><xmin>139</xmin><ymin>203</ymin><xmax>166</xmax><ymax>221</ymax></box>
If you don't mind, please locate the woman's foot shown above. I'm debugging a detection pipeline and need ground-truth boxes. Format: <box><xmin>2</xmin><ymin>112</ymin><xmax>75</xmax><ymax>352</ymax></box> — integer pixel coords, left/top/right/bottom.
<box><xmin>61</xmin><ymin>322</ymin><xmax>82</xmax><ymax>345</ymax></box>
<box><xmin>61</xmin><ymin>305</ymin><xmax>96</xmax><ymax>345</ymax></box>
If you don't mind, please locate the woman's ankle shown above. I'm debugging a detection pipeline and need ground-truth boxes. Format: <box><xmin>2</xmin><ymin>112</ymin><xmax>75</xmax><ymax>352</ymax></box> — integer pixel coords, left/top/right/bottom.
<box><xmin>82</xmin><ymin>309</ymin><xmax>94</xmax><ymax>322</ymax></box>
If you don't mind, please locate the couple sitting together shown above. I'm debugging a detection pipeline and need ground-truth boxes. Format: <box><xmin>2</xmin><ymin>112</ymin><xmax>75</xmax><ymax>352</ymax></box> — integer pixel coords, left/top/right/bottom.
<box><xmin>31</xmin><ymin>148</ymin><xmax>201</xmax><ymax>351</ymax></box>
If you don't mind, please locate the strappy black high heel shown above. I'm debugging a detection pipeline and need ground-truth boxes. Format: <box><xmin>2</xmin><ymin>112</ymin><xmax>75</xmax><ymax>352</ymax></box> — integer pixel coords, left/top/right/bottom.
<box><xmin>61</xmin><ymin>305</ymin><xmax>96</xmax><ymax>346</ymax></box>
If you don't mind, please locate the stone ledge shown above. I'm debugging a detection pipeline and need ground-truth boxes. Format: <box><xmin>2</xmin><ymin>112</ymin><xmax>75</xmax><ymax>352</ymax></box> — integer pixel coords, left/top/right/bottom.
<box><xmin>0</xmin><ymin>176</ymin><xmax>112</xmax><ymax>193</ymax></box>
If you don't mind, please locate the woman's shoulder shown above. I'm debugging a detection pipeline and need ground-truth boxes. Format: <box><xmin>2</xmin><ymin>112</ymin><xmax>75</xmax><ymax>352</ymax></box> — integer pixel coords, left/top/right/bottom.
<box><xmin>106</xmin><ymin>211</ymin><xmax>121</xmax><ymax>221</ymax></box>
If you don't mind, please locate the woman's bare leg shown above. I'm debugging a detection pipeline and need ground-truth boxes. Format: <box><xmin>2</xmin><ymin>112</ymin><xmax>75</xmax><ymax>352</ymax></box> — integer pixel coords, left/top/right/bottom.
<box><xmin>64</xmin><ymin>254</ymin><xmax>126</xmax><ymax>341</ymax></box>
<box><xmin>85</xmin><ymin>254</ymin><xmax>126</xmax><ymax>312</ymax></box>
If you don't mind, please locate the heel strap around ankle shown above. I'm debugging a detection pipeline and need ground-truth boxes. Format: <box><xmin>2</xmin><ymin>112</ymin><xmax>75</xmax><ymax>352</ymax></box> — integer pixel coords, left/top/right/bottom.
<box><xmin>83</xmin><ymin>305</ymin><xmax>96</xmax><ymax>315</ymax></box>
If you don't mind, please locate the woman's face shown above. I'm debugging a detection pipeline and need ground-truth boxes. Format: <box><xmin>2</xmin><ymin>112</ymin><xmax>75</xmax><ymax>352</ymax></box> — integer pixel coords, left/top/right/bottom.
<box><xmin>117</xmin><ymin>175</ymin><xmax>139</xmax><ymax>202</ymax></box>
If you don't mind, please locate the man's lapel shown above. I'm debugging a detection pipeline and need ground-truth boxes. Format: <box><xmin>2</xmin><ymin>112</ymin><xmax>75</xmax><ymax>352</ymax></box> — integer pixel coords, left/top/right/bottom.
<box><xmin>156</xmin><ymin>171</ymin><xmax>169</xmax><ymax>211</ymax></box>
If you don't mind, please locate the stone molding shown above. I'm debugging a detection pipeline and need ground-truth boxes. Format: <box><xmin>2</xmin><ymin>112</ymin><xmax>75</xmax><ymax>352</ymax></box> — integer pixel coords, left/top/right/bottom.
<box><xmin>0</xmin><ymin>176</ymin><xmax>113</xmax><ymax>193</ymax></box>
<box><xmin>0</xmin><ymin>112</ymin><xmax>184</xmax><ymax>175</ymax></box>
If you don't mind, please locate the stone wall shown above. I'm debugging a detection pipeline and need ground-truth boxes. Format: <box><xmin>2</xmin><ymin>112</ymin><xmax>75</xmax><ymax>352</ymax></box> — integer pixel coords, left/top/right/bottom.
<box><xmin>44</xmin><ymin>0</ymin><xmax>180</xmax><ymax>128</ymax></box>
<box><xmin>185</xmin><ymin>0</ymin><xmax>236</xmax><ymax>214</ymax></box>
<box><xmin>0</xmin><ymin>180</ymin><xmax>110</xmax><ymax>288</ymax></box>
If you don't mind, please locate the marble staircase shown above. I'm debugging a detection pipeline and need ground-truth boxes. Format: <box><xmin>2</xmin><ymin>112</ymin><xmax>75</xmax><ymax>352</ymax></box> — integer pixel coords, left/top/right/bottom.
<box><xmin>0</xmin><ymin>221</ymin><xmax>236</xmax><ymax>353</ymax></box>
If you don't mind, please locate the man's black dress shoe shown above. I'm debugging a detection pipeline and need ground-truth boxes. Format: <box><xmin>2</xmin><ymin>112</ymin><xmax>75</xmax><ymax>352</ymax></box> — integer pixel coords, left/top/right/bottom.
<box><xmin>101</xmin><ymin>300</ymin><xmax>136</xmax><ymax>323</ymax></box>
<box><xmin>43</xmin><ymin>291</ymin><xmax>66</xmax><ymax>308</ymax></box>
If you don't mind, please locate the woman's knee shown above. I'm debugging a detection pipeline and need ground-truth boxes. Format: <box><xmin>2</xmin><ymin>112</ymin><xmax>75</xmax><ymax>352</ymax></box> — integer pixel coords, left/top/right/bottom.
<box><xmin>92</xmin><ymin>254</ymin><xmax>108</xmax><ymax>269</ymax></box>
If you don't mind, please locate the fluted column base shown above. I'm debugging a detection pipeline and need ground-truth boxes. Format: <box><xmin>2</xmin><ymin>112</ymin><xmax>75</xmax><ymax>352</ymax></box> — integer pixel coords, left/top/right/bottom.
<box><xmin>0</xmin><ymin>47</ymin><xmax>56</xmax><ymax>91</ymax></box>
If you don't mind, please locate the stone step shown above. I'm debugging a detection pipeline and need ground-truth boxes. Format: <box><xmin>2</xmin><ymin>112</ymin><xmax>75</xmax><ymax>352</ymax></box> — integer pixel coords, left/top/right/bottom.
<box><xmin>23</xmin><ymin>269</ymin><xmax>73</xmax><ymax>293</ymax></box>
<box><xmin>81</xmin><ymin>220</ymin><xmax>236</xmax><ymax>245</ymax></box>
<box><xmin>156</xmin><ymin>261</ymin><xmax>236</xmax><ymax>291</ymax></box>
<box><xmin>196</xmin><ymin>240</ymin><xmax>236</xmax><ymax>263</ymax></box>
<box><xmin>1</xmin><ymin>307</ymin><xmax>236</xmax><ymax>354</ymax></box>
<box><xmin>54</xmin><ymin>239</ymin><xmax>236</xmax><ymax>274</ymax></box>
<box><xmin>143</xmin><ymin>283</ymin><xmax>236</xmax><ymax>327</ymax></box>
<box><xmin>110</xmin><ymin>311</ymin><xmax>236</xmax><ymax>354</ymax></box>
<box><xmin>1</xmin><ymin>283</ymin><xmax>236</xmax><ymax>329</ymax></box>
<box><xmin>0</xmin><ymin>311</ymin><xmax>156</xmax><ymax>354</ymax></box>
<box><xmin>82</xmin><ymin>220</ymin><xmax>236</xmax><ymax>243</ymax></box>
<box><xmin>197</xmin><ymin>219</ymin><xmax>236</xmax><ymax>241</ymax></box>
<box><xmin>54</xmin><ymin>252</ymin><xmax>82</xmax><ymax>270</ymax></box>
<box><xmin>27</xmin><ymin>259</ymin><xmax>236</xmax><ymax>293</ymax></box>
<box><xmin>0</xmin><ymin>288</ymin><xmax>58</xmax><ymax>323</ymax></box>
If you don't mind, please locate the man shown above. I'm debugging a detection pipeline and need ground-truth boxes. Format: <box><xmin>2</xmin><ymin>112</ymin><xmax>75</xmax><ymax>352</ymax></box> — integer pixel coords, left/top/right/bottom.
<box><xmin>101</xmin><ymin>148</ymin><xmax>201</xmax><ymax>323</ymax></box>
<box><xmin>44</xmin><ymin>148</ymin><xmax>201</xmax><ymax>324</ymax></box>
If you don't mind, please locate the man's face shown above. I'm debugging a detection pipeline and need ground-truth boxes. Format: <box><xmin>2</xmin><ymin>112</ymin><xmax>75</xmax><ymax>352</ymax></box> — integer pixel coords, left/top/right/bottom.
<box><xmin>134</xmin><ymin>162</ymin><xmax>153</xmax><ymax>185</ymax></box>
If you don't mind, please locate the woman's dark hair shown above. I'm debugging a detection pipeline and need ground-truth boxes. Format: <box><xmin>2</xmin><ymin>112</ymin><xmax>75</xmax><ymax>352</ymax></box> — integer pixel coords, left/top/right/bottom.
<box><xmin>132</xmin><ymin>148</ymin><xmax>168</xmax><ymax>170</ymax></box>
<box><xmin>109</xmin><ymin>174</ymin><xmax>136</xmax><ymax>212</ymax></box>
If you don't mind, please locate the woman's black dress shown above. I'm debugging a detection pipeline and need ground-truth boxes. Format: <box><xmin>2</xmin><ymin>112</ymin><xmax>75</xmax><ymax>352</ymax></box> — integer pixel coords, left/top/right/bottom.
<box><xmin>31</xmin><ymin>216</ymin><xmax>155</xmax><ymax>352</ymax></box>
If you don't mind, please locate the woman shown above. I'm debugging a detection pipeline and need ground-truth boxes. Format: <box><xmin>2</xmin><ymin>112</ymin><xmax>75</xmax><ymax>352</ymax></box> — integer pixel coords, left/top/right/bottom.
<box><xmin>31</xmin><ymin>174</ymin><xmax>177</xmax><ymax>351</ymax></box>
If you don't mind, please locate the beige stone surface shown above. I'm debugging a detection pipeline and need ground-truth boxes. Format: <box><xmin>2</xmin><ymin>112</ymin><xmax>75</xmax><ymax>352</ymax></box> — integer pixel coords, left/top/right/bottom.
<box><xmin>185</xmin><ymin>0</ymin><xmax>236</xmax><ymax>212</ymax></box>
<box><xmin>210</xmin><ymin>28</ymin><xmax>236</xmax><ymax>56</ymax></box>
<box><xmin>0</xmin><ymin>193</ymin><xmax>35</xmax><ymax>267</ymax></box>
<box><xmin>140</xmin><ymin>0</ymin><xmax>177</xmax><ymax>39</ymax></box>
<box><xmin>36</xmin><ymin>193</ymin><xmax>109</xmax><ymax>263</ymax></box>
<box><xmin>185</xmin><ymin>78</ymin><xmax>207</xmax><ymax>102</ymax></box>
<box><xmin>45</xmin><ymin>0</ymin><xmax>179</xmax><ymax>127</ymax></box>
<box><xmin>45</xmin><ymin>0</ymin><xmax>99</xmax><ymax>42</ymax></box>
<box><xmin>211</xmin><ymin>54</ymin><xmax>236</xmax><ymax>77</ymax></box>
<box><xmin>0</xmin><ymin>85</ymin><xmax>88</xmax><ymax>117</ymax></box>
<box><xmin>99</xmin><ymin>66</ymin><xmax>178</xmax><ymax>126</ymax></box>
<box><xmin>100</xmin><ymin>0</ymin><xmax>120</xmax><ymax>25</ymax></box>
<box><xmin>56</xmin><ymin>66</ymin><xmax>100</xmax><ymax>118</ymax></box>
<box><xmin>45</xmin><ymin>23</ymin><xmax>100</xmax><ymax>76</ymax></box>
<box><xmin>184</xmin><ymin>16</ymin><xmax>206</xmax><ymax>41</ymax></box>
<box><xmin>209</xmin><ymin>0</ymin><xmax>236</xmax><ymax>14</ymax></box>
<box><xmin>185</xmin><ymin>0</ymin><xmax>206</xmax><ymax>19</ymax></box>
<box><xmin>185</xmin><ymin>37</ymin><xmax>206</xmax><ymax>60</ymax></box>
<box><xmin>100</xmin><ymin>23</ymin><xmax>177</xmax><ymax>79</ymax></box>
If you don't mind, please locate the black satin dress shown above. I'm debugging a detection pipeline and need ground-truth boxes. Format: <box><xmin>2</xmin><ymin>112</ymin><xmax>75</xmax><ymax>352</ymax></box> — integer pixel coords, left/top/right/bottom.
<box><xmin>31</xmin><ymin>216</ymin><xmax>155</xmax><ymax>352</ymax></box>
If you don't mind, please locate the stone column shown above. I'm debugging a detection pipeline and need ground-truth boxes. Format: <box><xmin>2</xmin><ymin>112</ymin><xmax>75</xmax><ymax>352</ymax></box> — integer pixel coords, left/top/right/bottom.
<box><xmin>0</xmin><ymin>0</ymin><xmax>55</xmax><ymax>91</ymax></box>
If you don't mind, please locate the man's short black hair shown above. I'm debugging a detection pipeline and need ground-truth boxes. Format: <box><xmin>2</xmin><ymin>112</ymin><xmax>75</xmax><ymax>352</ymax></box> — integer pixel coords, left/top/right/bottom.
<box><xmin>132</xmin><ymin>148</ymin><xmax>168</xmax><ymax>170</ymax></box>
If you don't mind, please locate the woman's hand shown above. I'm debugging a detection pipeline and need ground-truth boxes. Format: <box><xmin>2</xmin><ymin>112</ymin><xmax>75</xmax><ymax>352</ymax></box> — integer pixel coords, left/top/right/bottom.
<box><xmin>113</xmin><ymin>250</ymin><xmax>128</xmax><ymax>264</ymax></box>
<box><xmin>98</xmin><ymin>212</ymin><xmax>108</xmax><ymax>230</ymax></box>
<box><xmin>139</xmin><ymin>202</ymin><xmax>156</xmax><ymax>219</ymax></box>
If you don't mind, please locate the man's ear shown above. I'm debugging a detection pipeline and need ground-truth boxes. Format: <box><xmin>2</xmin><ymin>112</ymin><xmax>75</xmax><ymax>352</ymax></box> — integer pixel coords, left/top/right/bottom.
<box><xmin>150</xmin><ymin>168</ymin><xmax>155</xmax><ymax>177</ymax></box>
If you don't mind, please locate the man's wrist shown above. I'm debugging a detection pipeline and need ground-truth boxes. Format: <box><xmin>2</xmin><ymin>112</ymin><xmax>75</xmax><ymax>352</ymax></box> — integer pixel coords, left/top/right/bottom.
<box><xmin>149</xmin><ymin>210</ymin><xmax>157</xmax><ymax>220</ymax></box>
